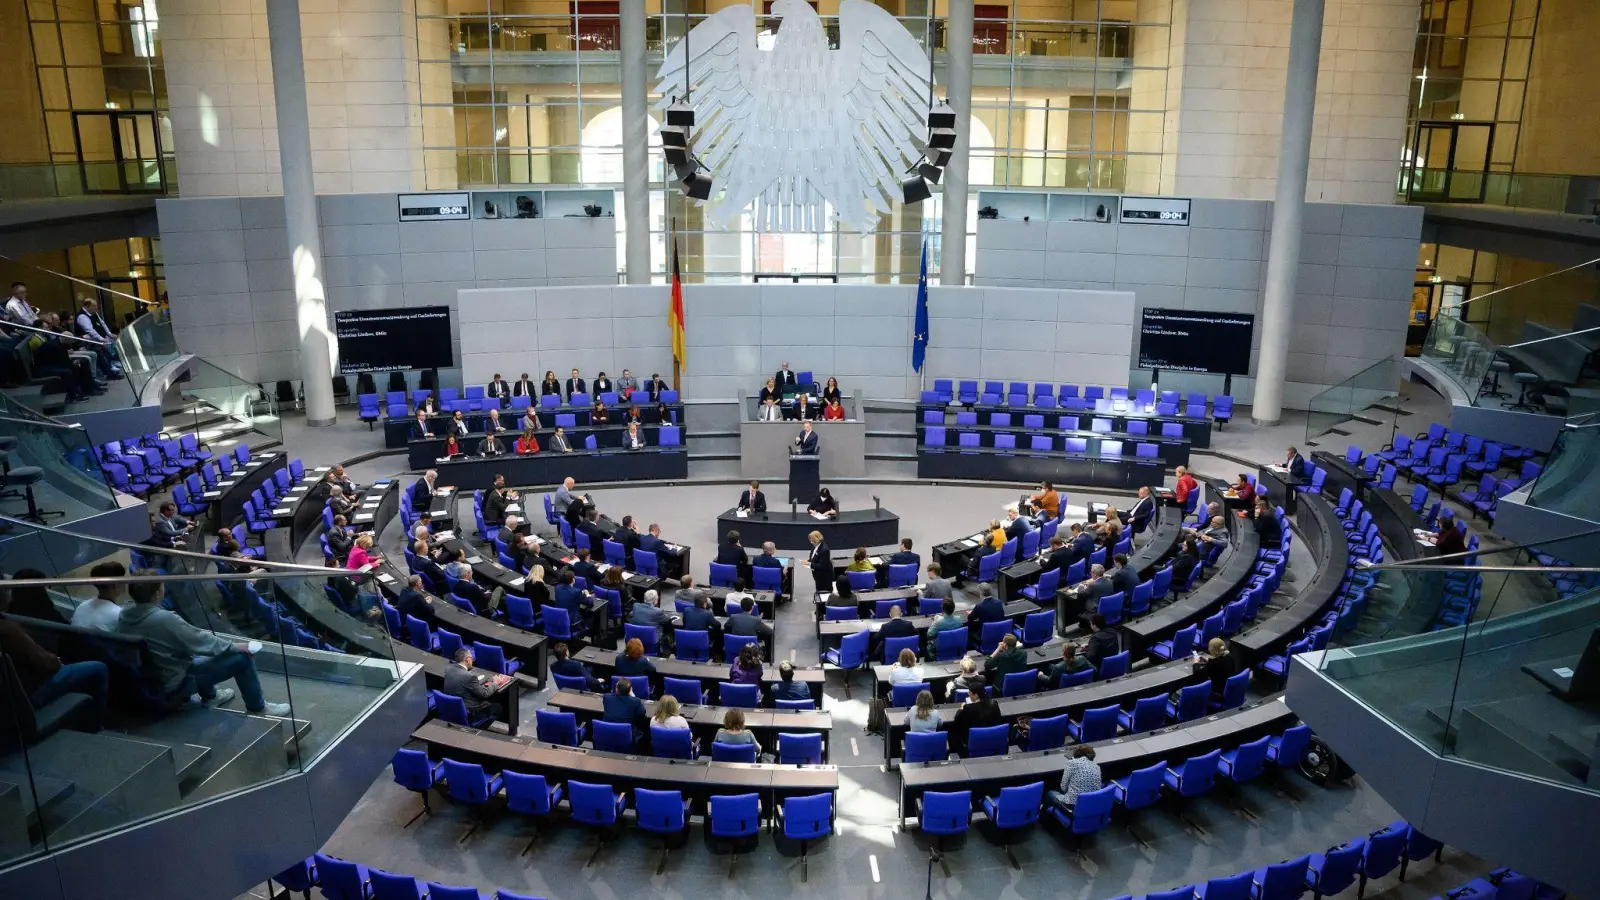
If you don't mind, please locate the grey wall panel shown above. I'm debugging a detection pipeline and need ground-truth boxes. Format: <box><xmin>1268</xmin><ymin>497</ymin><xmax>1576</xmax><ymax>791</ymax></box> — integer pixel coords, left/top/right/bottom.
<box><xmin>245</xmin><ymin>257</ymin><xmax>294</xmax><ymax>292</ymax></box>
<box><xmin>207</xmin><ymin>293</ymin><xmax>256</xmax><ymax>326</ymax></box>
<box><xmin>535</xmin><ymin>284</ymin><xmax>613</xmax><ymax>318</ymax></box>
<box><xmin>537</xmin><ymin>317</ymin><xmax>616</xmax><ymax>351</ymax></box>
<box><xmin>976</xmin><ymin>220</ymin><xmax>1047</xmax><ymax>251</ymax></box>
<box><xmin>1047</xmin><ymin>220</ymin><xmax>1121</xmax><ymax>253</ymax></box>
<box><xmin>473</xmin><ymin>249</ymin><xmax>547</xmax><ymax>281</ymax></box>
<box><xmin>160</xmin><ymin>228</ymin><xmax>246</xmax><ymax>263</ymax></box>
<box><xmin>1186</xmin><ymin>256</ymin><xmax>1261</xmax><ymax>290</ymax></box>
<box><xmin>611</xmin><ymin>316</ymin><xmax>670</xmax><ymax>348</ymax></box>
<box><xmin>1043</xmin><ymin>251</ymin><xmax>1117</xmax><ymax>284</ymax></box>
<box><xmin>1116</xmin><ymin>223</ymin><xmax>1191</xmax><ymax>257</ymax></box>
<box><xmin>1191</xmin><ymin>198</ymin><xmax>1270</xmax><ymax>231</ymax></box>
<box><xmin>544</xmin><ymin>250</ymin><xmax>614</xmax><ymax>279</ymax></box>
<box><xmin>239</xmin><ymin>196</ymin><xmax>287</xmax><ymax>230</ymax></box>
<box><xmin>1297</xmin><ymin>231</ymin><xmax>1343</xmax><ymax>266</ymax></box>
<box><xmin>924</xmin><ymin>347</ymin><xmax>980</xmax><ymax>376</ymax></box>
<box><xmin>762</xmin><ymin>283</ymin><xmax>835</xmax><ymax>315</ymax></box>
<box><xmin>835</xmin><ymin>284</ymin><xmax>912</xmax><ymax>316</ymax></box>
<box><xmin>1340</xmin><ymin>202</ymin><xmax>1424</xmax><ymax>238</ymax></box>
<box><xmin>164</xmin><ymin>261</ymin><xmax>249</xmax><ymax>297</ymax></box>
<box><xmin>1294</xmin><ymin>294</ymin><xmax>1335</xmax><ymax>326</ymax></box>
<box><xmin>322</xmin><ymin>222</ymin><xmax>399</xmax><ymax>256</ymax></box>
<box><xmin>399</xmin><ymin>220</ymin><xmax>474</xmax><ymax>253</ymax></box>
<box><xmin>837</xmin><ymin>315</ymin><xmax>910</xmax><ymax>347</ymax></box>
<box><xmin>611</xmin><ymin>285</ymin><xmax>672</xmax><ymax>317</ymax></box>
<box><xmin>400</xmin><ymin>250</ymin><xmax>475</xmax><ymax>284</ymax></box>
<box><xmin>323</xmin><ymin>253</ymin><xmax>403</xmax><ymax>288</ymax></box>
<box><xmin>1301</xmin><ymin>202</ymin><xmax>1345</xmax><ymax>234</ymax></box>
<box><xmin>470</xmin><ymin>219</ymin><xmax>545</xmax><ymax>250</ymax></box>
<box><xmin>543</xmin><ymin>219</ymin><xmax>614</xmax><ymax>249</ymax></box>
<box><xmin>1188</xmin><ymin>227</ymin><xmax>1263</xmax><ymax>261</ymax></box>
<box><xmin>318</xmin><ymin>192</ymin><xmax>396</xmax><ymax>226</ymax></box>
<box><xmin>242</xmin><ymin>227</ymin><xmax>289</xmax><ymax>260</ymax></box>
<box><xmin>763</xmin><ymin>344</ymin><xmax>836</xmax><ymax>377</ymax></box>
<box><xmin>398</xmin><ymin>280</ymin><xmax>468</xmax><ymax>307</ymax></box>
<box><xmin>156</xmin><ymin>196</ymin><xmax>242</xmax><ymax>233</ymax></box>
<box><xmin>1114</xmin><ymin>253</ymin><xmax>1189</xmax><ymax>286</ymax></box>
<box><xmin>761</xmin><ymin>315</ymin><xmax>834</xmax><ymax>347</ymax></box>
<box><xmin>254</xmin><ymin>319</ymin><xmax>302</xmax><ymax>354</ymax></box>
<box><xmin>1182</xmin><ymin>286</ymin><xmax>1257</xmax><ymax>313</ymax></box>
<box><xmin>984</xmin><ymin>317</ymin><xmax>1058</xmax><ymax>352</ymax></box>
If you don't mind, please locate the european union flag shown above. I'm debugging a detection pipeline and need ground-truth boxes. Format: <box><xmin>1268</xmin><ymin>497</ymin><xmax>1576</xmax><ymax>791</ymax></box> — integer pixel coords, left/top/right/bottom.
<box><xmin>912</xmin><ymin>238</ymin><xmax>929</xmax><ymax>373</ymax></box>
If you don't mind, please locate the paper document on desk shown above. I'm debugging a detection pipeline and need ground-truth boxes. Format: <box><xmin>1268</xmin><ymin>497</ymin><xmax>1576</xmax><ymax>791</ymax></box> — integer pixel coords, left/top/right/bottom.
<box><xmin>511</xmin><ymin>577</ymin><xmax>526</xmax><ymax>587</ymax></box>
<box><xmin>869</xmin><ymin>557</ymin><xmax>883</xmax><ymax>566</ymax></box>
<box><xmin>377</xmin><ymin>573</ymin><xmax>395</xmax><ymax>584</ymax></box>
<box><xmin>810</xmin><ymin>511</ymin><xmax>829</xmax><ymax>520</ymax></box>
<box><xmin>466</xmin><ymin>556</ymin><xmax>482</xmax><ymax>564</ymax></box>
<box><xmin>736</xmin><ymin>510</ymin><xmax>749</xmax><ymax>518</ymax></box>
<box><xmin>436</xmin><ymin>530</ymin><xmax>456</xmax><ymax>540</ymax></box>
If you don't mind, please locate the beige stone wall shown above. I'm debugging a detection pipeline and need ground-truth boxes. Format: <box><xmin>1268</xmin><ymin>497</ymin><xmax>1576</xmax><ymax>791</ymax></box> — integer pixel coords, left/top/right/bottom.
<box><xmin>1513</xmin><ymin>0</ymin><xmax>1600</xmax><ymax>176</ymax></box>
<box><xmin>162</xmin><ymin>0</ymin><xmax>428</xmax><ymax>196</ymax></box>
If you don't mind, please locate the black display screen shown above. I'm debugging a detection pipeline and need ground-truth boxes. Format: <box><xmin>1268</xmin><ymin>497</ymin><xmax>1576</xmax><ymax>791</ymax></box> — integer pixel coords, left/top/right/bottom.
<box><xmin>1137</xmin><ymin>307</ymin><xmax>1255</xmax><ymax>375</ymax></box>
<box><xmin>334</xmin><ymin>306</ymin><xmax>454</xmax><ymax>374</ymax></box>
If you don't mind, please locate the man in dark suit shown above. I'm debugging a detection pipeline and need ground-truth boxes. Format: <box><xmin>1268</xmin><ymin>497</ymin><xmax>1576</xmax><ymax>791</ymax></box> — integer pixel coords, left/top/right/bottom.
<box><xmin>1127</xmin><ymin>486</ymin><xmax>1156</xmax><ymax>534</ymax></box>
<box><xmin>549</xmin><ymin>426</ymin><xmax>573</xmax><ymax>453</ymax></box>
<box><xmin>487</xmin><ymin>373</ymin><xmax>511</xmax><ymax>407</ymax></box>
<box><xmin>512</xmin><ymin>372</ymin><xmax>537</xmax><ymax>399</ymax></box>
<box><xmin>638</xmin><ymin>523</ymin><xmax>667</xmax><ymax>555</ymax></box>
<box><xmin>875</xmin><ymin>604</ymin><xmax>917</xmax><ymax>657</ymax></box>
<box><xmin>752</xmin><ymin>541</ymin><xmax>783</xmax><ymax>571</ymax></box>
<box><xmin>1073</xmin><ymin>564</ymin><xmax>1113</xmax><ymax>608</ymax></box>
<box><xmin>1003</xmin><ymin>508</ymin><xmax>1033</xmax><ymax>542</ymax></box>
<box><xmin>417</xmin><ymin>394</ymin><xmax>440</xmax><ymax>416</ymax></box>
<box><xmin>565</xmin><ymin>368</ymin><xmax>586</xmax><ymax>400</ymax></box>
<box><xmin>394</xmin><ymin>574</ymin><xmax>435</xmax><ymax>625</ymax></box>
<box><xmin>552</xmin><ymin>570</ymin><xmax>590</xmax><ymax>617</ymax></box>
<box><xmin>967</xmin><ymin>585</ymin><xmax>1006</xmax><ymax>628</ymax></box>
<box><xmin>1067</xmin><ymin>523</ymin><xmax>1097</xmax><ymax>565</ymax></box>
<box><xmin>410</xmin><ymin>470</ymin><xmax>438</xmax><ymax>507</ymax></box>
<box><xmin>1040</xmin><ymin>535</ymin><xmax>1075</xmax><ymax>573</ymax></box>
<box><xmin>1082</xmin><ymin>614</ymin><xmax>1120</xmax><ymax>668</ymax></box>
<box><xmin>483</xmin><ymin>475</ymin><xmax>514</xmax><ymax>526</ymax></box>
<box><xmin>495</xmin><ymin>515</ymin><xmax>523</xmax><ymax>551</ymax></box>
<box><xmin>571</xmin><ymin>547</ymin><xmax>602</xmax><ymax>588</ymax></box>
<box><xmin>442</xmin><ymin>647</ymin><xmax>509</xmax><ymax>722</ymax></box>
<box><xmin>644</xmin><ymin>373</ymin><xmax>668</xmax><ymax>401</ymax></box>
<box><xmin>715</xmin><ymin>530</ymin><xmax>748</xmax><ymax>581</ymax></box>
<box><xmin>888</xmin><ymin>538</ymin><xmax>920</xmax><ymax>569</ymax></box>
<box><xmin>774</xmin><ymin>362</ymin><xmax>798</xmax><ymax>393</ymax></box>
<box><xmin>1286</xmin><ymin>446</ymin><xmax>1308</xmax><ymax>480</ymax></box>
<box><xmin>550</xmin><ymin>642</ymin><xmax>604</xmax><ymax>692</ymax></box>
<box><xmin>680</xmin><ymin>593</ymin><xmax>720</xmax><ymax>640</ymax></box>
<box><xmin>410</xmin><ymin>411</ymin><xmax>434</xmax><ymax>440</ymax></box>
<box><xmin>724</xmin><ymin>593</ymin><xmax>772</xmax><ymax>643</ymax></box>
<box><xmin>614</xmin><ymin>515</ymin><xmax>640</xmax><ymax>562</ymax></box>
<box><xmin>794</xmin><ymin>420</ymin><xmax>819</xmax><ymax>455</ymax></box>
<box><xmin>602</xmin><ymin>678</ymin><xmax>649</xmax><ymax>741</ymax></box>
<box><xmin>1109</xmin><ymin>553</ymin><xmax>1138</xmax><ymax>597</ymax></box>
<box><xmin>737</xmin><ymin>481</ymin><xmax>767</xmax><ymax>514</ymax></box>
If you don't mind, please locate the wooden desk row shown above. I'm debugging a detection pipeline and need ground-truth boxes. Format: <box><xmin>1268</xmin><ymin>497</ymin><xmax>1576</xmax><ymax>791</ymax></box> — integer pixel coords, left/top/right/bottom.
<box><xmin>547</xmin><ymin>690</ymin><xmax>835</xmax><ymax>762</ymax></box>
<box><xmin>571</xmin><ymin>645</ymin><xmax>826</xmax><ymax>703</ymax></box>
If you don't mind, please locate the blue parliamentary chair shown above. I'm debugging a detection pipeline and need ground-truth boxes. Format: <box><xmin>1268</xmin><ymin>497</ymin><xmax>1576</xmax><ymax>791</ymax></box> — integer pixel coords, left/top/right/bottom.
<box><xmin>777</xmin><ymin>793</ymin><xmax>833</xmax><ymax>882</ymax></box>
<box><xmin>981</xmin><ymin>780</ymin><xmax>1044</xmax><ymax>868</ymax></box>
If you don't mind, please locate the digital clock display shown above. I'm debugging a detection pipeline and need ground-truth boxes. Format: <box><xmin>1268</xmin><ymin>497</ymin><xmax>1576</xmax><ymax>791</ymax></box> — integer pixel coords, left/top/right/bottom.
<box><xmin>1119</xmin><ymin>197</ymin><xmax>1192</xmax><ymax>227</ymax></box>
<box><xmin>397</xmin><ymin>193</ymin><xmax>471</xmax><ymax>221</ymax></box>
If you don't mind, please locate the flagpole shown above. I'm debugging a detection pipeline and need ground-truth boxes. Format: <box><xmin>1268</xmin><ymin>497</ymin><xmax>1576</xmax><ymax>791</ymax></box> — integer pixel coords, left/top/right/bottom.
<box><xmin>670</xmin><ymin>215</ymin><xmax>682</xmax><ymax>391</ymax></box>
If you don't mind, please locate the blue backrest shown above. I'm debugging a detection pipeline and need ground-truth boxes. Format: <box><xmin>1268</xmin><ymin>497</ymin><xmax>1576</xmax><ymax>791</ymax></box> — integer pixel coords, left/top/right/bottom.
<box><xmin>904</xmin><ymin>730</ymin><xmax>948</xmax><ymax>763</ymax></box>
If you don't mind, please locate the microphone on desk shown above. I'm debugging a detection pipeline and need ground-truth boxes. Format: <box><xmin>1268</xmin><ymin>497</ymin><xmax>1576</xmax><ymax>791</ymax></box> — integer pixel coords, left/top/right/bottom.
<box><xmin>873</xmin><ymin>495</ymin><xmax>881</xmax><ymax>514</ymax></box>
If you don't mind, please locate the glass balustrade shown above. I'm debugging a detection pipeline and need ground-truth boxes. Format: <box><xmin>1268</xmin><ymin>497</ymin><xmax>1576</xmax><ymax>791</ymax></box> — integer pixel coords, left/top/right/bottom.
<box><xmin>0</xmin><ymin>516</ymin><xmax>408</xmax><ymax>869</ymax></box>
<box><xmin>0</xmin><ymin>160</ymin><xmax>176</xmax><ymax>201</ymax></box>
<box><xmin>0</xmin><ymin>415</ymin><xmax>118</xmax><ymax>522</ymax></box>
<box><xmin>1304</xmin><ymin>358</ymin><xmax>1402</xmax><ymax>444</ymax></box>
<box><xmin>1402</xmin><ymin>169</ymin><xmax>1599</xmax><ymax>217</ymax></box>
<box><xmin>173</xmin><ymin>357</ymin><xmax>283</xmax><ymax>447</ymax></box>
<box><xmin>1526</xmin><ymin>416</ymin><xmax>1600</xmax><ymax>518</ymax></box>
<box><xmin>1418</xmin><ymin>314</ymin><xmax>1499</xmax><ymax>404</ymax></box>
<box><xmin>114</xmin><ymin>311</ymin><xmax>180</xmax><ymax>398</ymax></box>
<box><xmin>1318</xmin><ymin>541</ymin><xmax>1600</xmax><ymax>794</ymax></box>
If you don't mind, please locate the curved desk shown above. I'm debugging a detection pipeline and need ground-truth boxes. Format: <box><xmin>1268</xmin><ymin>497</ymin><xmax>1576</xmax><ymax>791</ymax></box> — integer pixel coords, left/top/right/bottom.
<box><xmin>414</xmin><ymin>719</ymin><xmax>837</xmax><ymax>829</ymax></box>
<box><xmin>997</xmin><ymin>497</ymin><xmax>1180</xmax><ymax>601</ymax></box>
<box><xmin>919</xmin><ymin>402</ymin><xmax>1213</xmax><ymax>449</ymax></box>
<box><xmin>573</xmin><ymin>645</ymin><xmax>825</xmax><ymax>704</ymax></box>
<box><xmin>716</xmin><ymin>507</ymin><xmax>899</xmax><ymax>553</ymax></box>
<box><xmin>918</xmin><ymin>445</ymin><xmax>1165</xmax><ymax>490</ymax></box>
<box><xmin>918</xmin><ymin>423</ymin><xmax>1193</xmax><ymax>467</ymax></box>
<box><xmin>1232</xmin><ymin>492</ymin><xmax>1349</xmax><ymax>668</ymax></box>
<box><xmin>548</xmin><ymin>690</ymin><xmax>834</xmax><ymax>762</ymax></box>
<box><xmin>384</xmin><ymin>403</ymin><xmax>684</xmax><ymax>449</ymax></box>
<box><xmin>896</xmin><ymin>695</ymin><xmax>1296</xmax><ymax>825</ymax></box>
<box><xmin>425</xmin><ymin>448</ymin><xmax>689</xmax><ymax>491</ymax></box>
<box><xmin>816</xmin><ymin>599</ymin><xmax>1040</xmax><ymax>651</ymax></box>
<box><xmin>1117</xmin><ymin>529</ymin><xmax>1261</xmax><ymax>656</ymax></box>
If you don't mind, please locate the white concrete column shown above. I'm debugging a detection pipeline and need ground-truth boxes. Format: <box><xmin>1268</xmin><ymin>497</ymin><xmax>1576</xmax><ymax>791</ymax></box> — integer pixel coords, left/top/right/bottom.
<box><xmin>266</xmin><ymin>0</ymin><xmax>337</xmax><ymax>426</ymax></box>
<box><xmin>938</xmin><ymin>0</ymin><xmax>973</xmax><ymax>286</ymax></box>
<box><xmin>621</xmin><ymin>0</ymin><xmax>651</xmax><ymax>284</ymax></box>
<box><xmin>1251</xmin><ymin>0</ymin><xmax>1325</xmax><ymax>425</ymax></box>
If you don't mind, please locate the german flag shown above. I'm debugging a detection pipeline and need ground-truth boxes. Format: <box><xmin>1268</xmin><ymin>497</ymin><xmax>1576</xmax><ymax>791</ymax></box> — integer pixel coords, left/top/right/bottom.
<box><xmin>669</xmin><ymin>230</ymin><xmax>687</xmax><ymax>382</ymax></box>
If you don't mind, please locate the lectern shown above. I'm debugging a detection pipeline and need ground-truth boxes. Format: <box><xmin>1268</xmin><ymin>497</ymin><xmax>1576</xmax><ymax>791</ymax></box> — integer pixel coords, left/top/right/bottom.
<box><xmin>789</xmin><ymin>453</ymin><xmax>819</xmax><ymax>505</ymax></box>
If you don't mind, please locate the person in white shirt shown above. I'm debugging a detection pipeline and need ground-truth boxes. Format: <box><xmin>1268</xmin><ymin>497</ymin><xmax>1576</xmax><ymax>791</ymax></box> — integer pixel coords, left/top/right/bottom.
<box><xmin>75</xmin><ymin>297</ymin><xmax>113</xmax><ymax>342</ymax></box>
<box><xmin>5</xmin><ymin>282</ymin><xmax>39</xmax><ymax>327</ymax></box>
<box><xmin>70</xmin><ymin>562</ymin><xmax>129</xmax><ymax>632</ymax></box>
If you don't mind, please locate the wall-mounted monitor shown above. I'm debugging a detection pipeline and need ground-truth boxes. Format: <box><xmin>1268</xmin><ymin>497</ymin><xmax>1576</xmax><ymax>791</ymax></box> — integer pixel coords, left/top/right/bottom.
<box><xmin>334</xmin><ymin>306</ymin><xmax>454</xmax><ymax>373</ymax></box>
<box><xmin>1138</xmin><ymin>307</ymin><xmax>1254</xmax><ymax>375</ymax></box>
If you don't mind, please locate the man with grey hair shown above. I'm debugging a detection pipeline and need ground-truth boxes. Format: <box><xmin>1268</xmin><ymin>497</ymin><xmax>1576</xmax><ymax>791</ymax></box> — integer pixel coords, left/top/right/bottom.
<box><xmin>1198</xmin><ymin>515</ymin><xmax>1229</xmax><ymax>546</ymax></box>
<box><xmin>629</xmin><ymin>587</ymin><xmax>672</xmax><ymax>652</ymax></box>
<box><xmin>752</xmin><ymin>540</ymin><xmax>783</xmax><ymax>572</ymax></box>
<box><xmin>410</xmin><ymin>469</ymin><xmax>439</xmax><ymax>507</ymax></box>
<box><xmin>496</xmin><ymin>514</ymin><xmax>521</xmax><ymax>552</ymax></box>
<box><xmin>1072</xmin><ymin>563</ymin><xmax>1113</xmax><ymax>610</ymax></box>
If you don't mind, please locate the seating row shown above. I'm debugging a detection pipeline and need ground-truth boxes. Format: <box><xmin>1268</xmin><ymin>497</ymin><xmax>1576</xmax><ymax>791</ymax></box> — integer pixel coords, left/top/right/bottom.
<box><xmin>920</xmin><ymin>379</ymin><xmax>1232</xmax><ymax>423</ymax></box>
<box><xmin>272</xmin><ymin>852</ymin><xmax>543</xmax><ymax>900</ymax></box>
<box><xmin>98</xmin><ymin>431</ymin><xmax>218</xmax><ymax>499</ymax></box>
<box><xmin>360</xmin><ymin>387</ymin><xmax>683</xmax><ymax>421</ymax></box>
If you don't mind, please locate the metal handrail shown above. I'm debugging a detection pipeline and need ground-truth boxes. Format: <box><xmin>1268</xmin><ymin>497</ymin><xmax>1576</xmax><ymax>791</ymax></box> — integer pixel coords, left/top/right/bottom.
<box><xmin>0</xmin><ymin>513</ymin><xmax>341</xmax><ymax>576</ymax></box>
<box><xmin>1355</xmin><ymin>522</ymin><xmax>1600</xmax><ymax>570</ymax></box>
<box><xmin>1</xmin><ymin>318</ymin><xmax>110</xmax><ymax>346</ymax></box>
<box><xmin>1454</xmin><ymin>256</ymin><xmax>1600</xmax><ymax>309</ymax></box>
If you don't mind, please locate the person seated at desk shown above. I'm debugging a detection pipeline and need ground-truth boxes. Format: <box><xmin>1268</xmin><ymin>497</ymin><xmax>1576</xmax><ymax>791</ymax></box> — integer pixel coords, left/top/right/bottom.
<box><xmin>622</xmin><ymin>421</ymin><xmax>645</xmax><ymax>449</ymax></box>
<box><xmin>1039</xmin><ymin>535</ymin><xmax>1073</xmax><ymax>573</ymax></box>
<box><xmin>1169</xmin><ymin>537</ymin><xmax>1201</xmax><ymax>586</ymax></box>
<box><xmin>592</xmin><ymin>399</ymin><xmax>610</xmax><ymax>426</ymax></box>
<box><xmin>758</xmin><ymin>378</ymin><xmax>783</xmax><ymax>421</ymax></box>
<box><xmin>1128</xmin><ymin>486</ymin><xmax>1156</xmax><ymax>533</ymax></box>
<box><xmin>1251</xmin><ymin>497</ymin><xmax>1283</xmax><ymax>549</ymax></box>
<box><xmin>1028</xmin><ymin>481</ymin><xmax>1061</xmax><ymax>521</ymax></box>
<box><xmin>716</xmin><ymin>708</ymin><xmax>761</xmax><ymax>754</ymax></box>
<box><xmin>327</xmin><ymin>464</ymin><xmax>357</xmax><ymax>496</ymax></box>
<box><xmin>924</xmin><ymin>598</ymin><xmax>964</xmax><ymax>659</ymax></box>
<box><xmin>738</xmin><ymin>481</ymin><xmax>767</xmax><ymax>515</ymax></box>
<box><xmin>346</xmin><ymin>533</ymin><xmax>384</xmax><ymax>570</ymax></box>
<box><xmin>603</xmin><ymin>677</ymin><xmax>649</xmax><ymax>744</ymax></box>
<box><xmin>729</xmin><ymin>641</ymin><xmax>763</xmax><ymax>684</ymax></box>
<box><xmin>0</xmin><ymin>583</ymin><xmax>109</xmax><ymax>731</ymax></box>
<box><xmin>326</xmin><ymin>485</ymin><xmax>355</xmax><ymax>520</ymax></box>
<box><xmin>963</xmin><ymin>537</ymin><xmax>995</xmax><ymax>584</ymax></box>
<box><xmin>1230</xmin><ymin>473</ymin><xmax>1256</xmax><ymax>506</ymax></box>
<box><xmin>949</xmin><ymin>680</ymin><xmax>1000</xmax><ymax>753</ymax></box>
<box><xmin>876</xmin><ymin>604</ymin><xmax>917</xmax><ymax>658</ymax></box>
<box><xmin>484</xmin><ymin>408</ymin><xmax>506</xmax><ymax>434</ymax></box>
<box><xmin>617</xmin><ymin>369</ymin><xmax>638</xmax><ymax>400</ymax></box>
<box><xmin>1004</xmin><ymin>508</ymin><xmax>1033</xmax><ymax>543</ymax></box>
<box><xmin>441</xmin><ymin>434</ymin><xmax>463</xmax><ymax>458</ymax></box>
<box><xmin>1095</xmin><ymin>507</ymin><xmax>1123</xmax><ymax>543</ymax></box>
<box><xmin>445</xmin><ymin>409</ymin><xmax>469</xmax><ymax>438</ymax></box>
<box><xmin>552</xmin><ymin>569</ymin><xmax>593</xmax><ymax>618</ymax></box>
<box><xmin>484</xmin><ymin>476</ymin><xmax>518</xmax><ymax>526</ymax></box>
<box><xmin>479</xmin><ymin>431</ymin><xmax>505</xmax><ymax>457</ymax></box>
<box><xmin>488</xmin><ymin>374</ymin><xmax>512</xmax><ymax>407</ymax></box>
<box><xmin>629</xmin><ymin>588</ymin><xmax>673</xmax><ymax>654</ymax></box>
<box><xmin>967</xmin><ymin>584</ymin><xmax>1005</xmax><ymax>631</ymax></box>
<box><xmin>822</xmin><ymin>376</ymin><xmax>842</xmax><ymax>406</ymax></box>
<box><xmin>680</xmin><ymin>592</ymin><xmax>721</xmax><ymax>640</ymax></box>
<box><xmin>410</xmin><ymin>410</ymin><xmax>435</xmax><ymax>440</ymax></box>
<box><xmin>807</xmin><ymin>486</ymin><xmax>837</xmax><ymax>518</ymax></box>
<box><xmin>1284</xmin><ymin>445</ymin><xmax>1308</xmax><ymax>480</ymax></box>
<box><xmin>716</xmin><ymin>530</ymin><xmax>748</xmax><ymax>576</ymax></box>
<box><xmin>394</xmin><ymin>574</ymin><xmax>436</xmax><ymax>625</ymax></box>
<box><xmin>1431</xmin><ymin>510</ymin><xmax>1467</xmax><ymax>557</ymax></box>
<box><xmin>120</xmin><ymin>578</ymin><xmax>294</xmax><ymax>717</ymax></box>
<box><xmin>846</xmin><ymin>547</ymin><xmax>874</xmax><ymax>573</ymax></box>
<box><xmin>983</xmin><ymin>632</ymin><xmax>1029</xmax><ymax>681</ymax></box>
<box><xmin>321</xmin><ymin>515</ymin><xmax>353</xmax><ymax>564</ymax></box>
<box><xmin>517</xmin><ymin>406</ymin><xmax>541</xmax><ymax>433</ymax></box>
<box><xmin>412</xmin><ymin>469</ymin><xmax>440</xmax><ymax>507</ymax></box>
<box><xmin>725</xmin><ymin>591</ymin><xmax>772</xmax><ymax>644</ymax></box>
<box><xmin>524</xmin><ymin>563</ymin><xmax>552</xmax><ymax>608</ymax></box>
<box><xmin>889</xmin><ymin>647</ymin><xmax>924</xmax><ymax>686</ymax></box>
<box><xmin>1066</xmin><ymin>522</ymin><xmax>1097</xmax><ymax>564</ymax></box>
<box><xmin>614</xmin><ymin>637</ymin><xmax>656</xmax><ymax>676</ymax></box>
<box><xmin>550</xmin><ymin>641</ymin><xmax>603</xmax><ymax>692</ymax></box>
<box><xmin>906</xmin><ymin>689</ymin><xmax>942</xmax><ymax>734</ymax></box>
<box><xmin>1192</xmin><ymin>637</ymin><xmax>1236</xmax><ymax>702</ymax></box>
<box><xmin>577</xmin><ymin>506</ymin><xmax>607</xmax><ymax>553</ymax></box>
<box><xmin>416</xmin><ymin>394</ymin><xmax>440</xmax><ymax>416</ymax></box>
<box><xmin>889</xmin><ymin>538</ymin><xmax>919</xmax><ymax>569</ymax></box>
<box><xmin>614</xmin><ymin>515</ymin><xmax>641</xmax><ymax>561</ymax></box>
<box><xmin>571</xmin><ymin>547</ymin><xmax>602</xmax><ymax>588</ymax></box>
<box><xmin>639</xmin><ymin>523</ymin><xmax>668</xmax><ymax>556</ymax></box>
<box><xmin>770</xmin><ymin>660</ymin><xmax>810</xmax><ymax>702</ymax></box>
<box><xmin>644</xmin><ymin>373</ymin><xmax>669</xmax><ymax>402</ymax></box>
<box><xmin>1068</xmin><ymin>563</ymin><xmax>1111</xmax><ymax>608</ymax></box>
<box><xmin>652</xmin><ymin>693</ymin><xmax>689</xmax><ymax>732</ymax></box>
<box><xmin>540</xmin><ymin>370</ymin><xmax>562</xmax><ymax>398</ymax></box>
<box><xmin>593</xmin><ymin>371</ymin><xmax>613</xmax><ymax>397</ymax></box>
<box><xmin>1082</xmin><ymin>613</ymin><xmax>1120</xmax><ymax>669</ymax></box>
<box><xmin>565</xmin><ymin>368</ymin><xmax>586</xmax><ymax>401</ymax></box>
<box><xmin>1109</xmin><ymin>552</ymin><xmax>1138</xmax><ymax>597</ymax></box>
<box><xmin>826</xmin><ymin>574</ymin><xmax>856</xmax><ymax>610</ymax></box>
<box><xmin>822</xmin><ymin>397</ymin><xmax>846</xmax><ymax>421</ymax></box>
<box><xmin>442</xmin><ymin>548</ymin><xmax>474</xmax><ymax>583</ymax></box>
<box><xmin>494</xmin><ymin>514</ymin><xmax>523</xmax><ymax>553</ymax></box>
<box><xmin>512</xmin><ymin>372</ymin><xmax>537</xmax><ymax>400</ymax></box>
<box><xmin>1174</xmin><ymin>465</ymin><xmax>1199</xmax><ymax>507</ymax></box>
<box><xmin>922</xmin><ymin>563</ymin><xmax>952</xmax><ymax>600</ymax></box>
<box><xmin>1040</xmin><ymin>643</ymin><xmax>1093</xmax><ymax>687</ymax></box>
<box><xmin>1047</xmin><ymin>746</ymin><xmax>1102</xmax><ymax>815</ymax></box>
<box><xmin>788</xmin><ymin>392</ymin><xmax>818</xmax><ymax>421</ymax></box>
<box><xmin>549</xmin><ymin>425</ymin><xmax>574</xmax><ymax>453</ymax></box>
<box><xmin>1197</xmin><ymin>515</ymin><xmax>1229</xmax><ymax>547</ymax></box>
